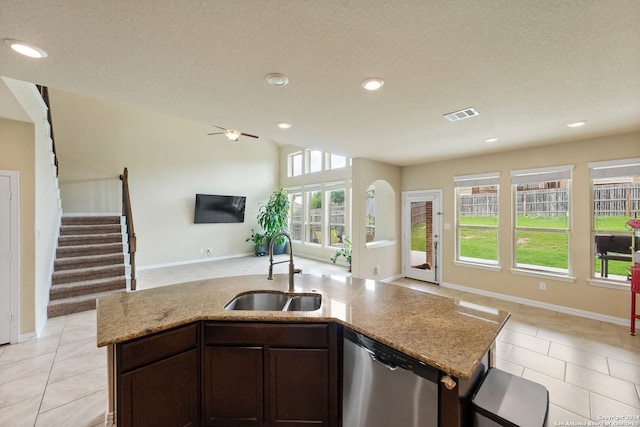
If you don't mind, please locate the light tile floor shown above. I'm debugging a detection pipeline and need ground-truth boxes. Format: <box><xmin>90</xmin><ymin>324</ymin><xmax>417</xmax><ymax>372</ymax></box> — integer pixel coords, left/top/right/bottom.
<box><xmin>0</xmin><ymin>255</ymin><xmax>638</xmax><ymax>426</ymax></box>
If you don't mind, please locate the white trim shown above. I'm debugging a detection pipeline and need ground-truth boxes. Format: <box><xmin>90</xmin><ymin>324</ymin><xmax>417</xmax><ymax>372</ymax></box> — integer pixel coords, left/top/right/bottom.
<box><xmin>586</xmin><ymin>278</ymin><xmax>631</xmax><ymax>291</ymax></box>
<box><xmin>365</xmin><ymin>239</ymin><xmax>396</xmax><ymax>249</ymax></box>
<box><xmin>510</xmin><ymin>165</ymin><xmax>574</xmax><ymax>185</ymax></box>
<box><xmin>441</xmin><ymin>281</ymin><xmax>633</xmax><ymax>327</ymax></box>
<box><xmin>453</xmin><ymin>172</ymin><xmax>500</xmax><ymax>187</ymax></box>
<box><xmin>62</xmin><ymin>212</ymin><xmax>121</xmax><ymax>216</ymax></box>
<box><xmin>510</xmin><ymin>267</ymin><xmax>576</xmax><ymax>283</ymax></box>
<box><xmin>19</xmin><ymin>332</ymin><xmax>36</xmax><ymax>342</ymax></box>
<box><xmin>454</xmin><ymin>260</ymin><xmax>502</xmax><ymax>272</ymax></box>
<box><xmin>1</xmin><ymin>170</ymin><xmax>20</xmax><ymax>344</ymax></box>
<box><xmin>588</xmin><ymin>157</ymin><xmax>640</xmax><ymax>179</ymax></box>
<box><xmin>137</xmin><ymin>252</ymin><xmax>253</xmax><ymax>271</ymax></box>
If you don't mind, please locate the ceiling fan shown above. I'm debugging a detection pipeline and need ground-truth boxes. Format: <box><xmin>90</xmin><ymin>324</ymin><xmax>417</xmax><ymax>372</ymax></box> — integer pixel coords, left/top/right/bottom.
<box><xmin>208</xmin><ymin>125</ymin><xmax>259</xmax><ymax>142</ymax></box>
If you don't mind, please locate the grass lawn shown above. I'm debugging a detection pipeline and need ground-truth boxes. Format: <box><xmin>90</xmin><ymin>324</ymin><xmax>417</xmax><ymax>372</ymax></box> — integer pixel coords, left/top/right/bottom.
<box><xmin>412</xmin><ymin>215</ymin><xmax>633</xmax><ymax>276</ymax></box>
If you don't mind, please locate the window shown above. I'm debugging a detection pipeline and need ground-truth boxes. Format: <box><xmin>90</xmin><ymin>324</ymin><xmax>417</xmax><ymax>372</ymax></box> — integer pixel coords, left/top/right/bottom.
<box><xmin>454</xmin><ymin>173</ymin><xmax>500</xmax><ymax>265</ymax></box>
<box><xmin>306</xmin><ymin>190</ymin><xmax>323</xmax><ymax>244</ymax></box>
<box><xmin>288</xmin><ymin>152</ymin><xmax>303</xmax><ymax>177</ymax></box>
<box><xmin>327</xmin><ymin>154</ymin><xmax>347</xmax><ymax>170</ymax></box>
<box><xmin>289</xmin><ymin>192</ymin><xmax>303</xmax><ymax>241</ymax></box>
<box><xmin>365</xmin><ymin>185</ymin><xmax>375</xmax><ymax>242</ymax></box>
<box><xmin>511</xmin><ymin>165</ymin><xmax>573</xmax><ymax>275</ymax></box>
<box><xmin>327</xmin><ymin>187</ymin><xmax>346</xmax><ymax>247</ymax></box>
<box><xmin>308</xmin><ymin>150</ymin><xmax>323</xmax><ymax>173</ymax></box>
<box><xmin>589</xmin><ymin>158</ymin><xmax>640</xmax><ymax>281</ymax></box>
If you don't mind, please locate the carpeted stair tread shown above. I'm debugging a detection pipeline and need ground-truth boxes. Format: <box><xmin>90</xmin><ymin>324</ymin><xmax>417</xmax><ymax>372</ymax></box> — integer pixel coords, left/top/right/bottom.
<box><xmin>47</xmin><ymin>289</ymin><xmax>128</xmax><ymax>318</ymax></box>
<box><xmin>58</xmin><ymin>233</ymin><xmax>122</xmax><ymax>246</ymax></box>
<box><xmin>54</xmin><ymin>253</ymin><xmax>125</xmax><ymax>271</ymax></box>
<box><xmin>52</xmin><ymin>264</ymin><xmax>126</xmax><ymax>285</ymax></box>
<box><xmin>49</xmin><ymin>215</ymin><xmax>129</xmax><ymax>318</ymax></box>
<box><xmin>56</xmin><ymin>242</ymin><xmax>123</xmax><ymax>258</ymax></box>
<box><xmin>50</xmin><ymin>276</ymin><xmax>126</xmax><ymax>300</ymax></box>
<box><xmin>61</xmin><ymin>216</ymin><xmax>121</xmax><ymax>226</ymax></box>
<box><xmin>60</xmin><ymin>224</ymin><xmax>122</xmax><ymax>235</ymax></box>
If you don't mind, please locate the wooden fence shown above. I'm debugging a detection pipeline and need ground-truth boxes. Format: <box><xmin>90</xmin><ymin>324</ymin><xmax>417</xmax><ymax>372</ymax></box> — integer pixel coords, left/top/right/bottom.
<box><xmin>459</xmin><ymin>183</ymin><xmax>640</xmax><ymax>217</ymax></box>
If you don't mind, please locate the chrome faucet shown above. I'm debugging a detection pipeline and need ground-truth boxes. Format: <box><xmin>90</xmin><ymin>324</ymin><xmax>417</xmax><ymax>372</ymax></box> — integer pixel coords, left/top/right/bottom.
<box><xmin>268</xmin><ymin>232</ymin><xmax>302</xmax><ymax>292</ymax></box>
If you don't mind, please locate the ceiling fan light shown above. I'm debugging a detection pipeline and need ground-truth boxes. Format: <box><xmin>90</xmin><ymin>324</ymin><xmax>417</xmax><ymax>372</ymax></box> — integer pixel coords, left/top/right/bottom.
<box><xmin>224</xmin><ymin>130</ymin><xmax>241</xmax><ymax>141</ymax></box>
<box><xmin>362</xmin><ymin>77</ymin><xmax>384</xmax><ymax>91</ymax></box>
<box><xmin>4</xmin><ymin>38</ymin><xmax>47</xmax><ymax>58</ymax></box>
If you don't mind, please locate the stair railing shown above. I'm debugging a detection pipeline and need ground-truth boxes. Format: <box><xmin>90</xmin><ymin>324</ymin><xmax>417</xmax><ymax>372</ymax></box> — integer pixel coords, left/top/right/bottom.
<box><xmin>36</xmin><ymin>85</ymin><xmax>59</xmax><ymax>177</ymax></box>
<box><xmin>120</xmin><ymin>168</ymin><xmax>137</xmax><ymax>291</ymax></box>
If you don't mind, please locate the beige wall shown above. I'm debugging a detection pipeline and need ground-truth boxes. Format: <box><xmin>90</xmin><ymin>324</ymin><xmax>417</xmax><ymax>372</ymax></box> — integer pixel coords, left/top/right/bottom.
<box><xmin>50</xmin><ymin>90</ymin><xmax>280</xmax><ymax>267</ymax></box>
<box><xmin>402</xmin><ymin>132</ymin><xmax>640</xmax><ymax>319</ymax></box>
<box><xmin>352</xmin><ymin>158</ymin><xmax>402</xmax><ymax>280</ymax></box>
<box><xmin>0</xmin><ymin>118</ymin><xmax>35</xmax><ymax>334</ymax></box>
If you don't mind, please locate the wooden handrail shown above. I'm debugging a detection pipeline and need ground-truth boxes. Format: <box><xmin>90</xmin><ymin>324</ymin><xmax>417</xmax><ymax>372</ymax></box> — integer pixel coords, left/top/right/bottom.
<box><xmin>36</xmin><ymin>85</ymin><xmax>59</xmax><ymax>177</ymax></box>
<box><xmin>120</xmin><ymin>168</ymin><xmax>137</xmax><ymax>291</ymax></box>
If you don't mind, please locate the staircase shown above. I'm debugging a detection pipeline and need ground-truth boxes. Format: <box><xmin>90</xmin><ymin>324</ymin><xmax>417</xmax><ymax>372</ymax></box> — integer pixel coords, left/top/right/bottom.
<box><xmin>48</xmin><ymin>216</ymin><xmax>128</xmax><ymax>318</ymax></box>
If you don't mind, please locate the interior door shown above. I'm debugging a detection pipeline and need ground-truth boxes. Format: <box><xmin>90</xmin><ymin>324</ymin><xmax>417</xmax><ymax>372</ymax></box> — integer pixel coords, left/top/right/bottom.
<box><xmin>0</xmin><ymin>175</ymin><xmax>12</xmax><ymax>344</ymax></box>
<box><xmin>402</xmin><ymin>190</ymin><xmax>442</xmax><ymax>283</ymax></box>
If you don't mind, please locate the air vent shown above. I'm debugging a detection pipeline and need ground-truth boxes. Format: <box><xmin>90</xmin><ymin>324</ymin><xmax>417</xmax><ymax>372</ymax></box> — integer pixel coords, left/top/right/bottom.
<box><xmin>443</xmin><ymin>107</ymin><xmax>479</xmax><ymax>122</ymax></box>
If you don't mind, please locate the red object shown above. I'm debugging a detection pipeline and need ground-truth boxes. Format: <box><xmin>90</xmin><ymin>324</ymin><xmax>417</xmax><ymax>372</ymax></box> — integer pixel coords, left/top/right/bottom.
<box><xmin>627</xmin><ymin>218</ymin><xmax>640</xmax><ymax>229</ymax></box>
<box><xmin>631</xmin><ymin>265</ymin><xmax>640</xmax><ymax>335</ymax></box>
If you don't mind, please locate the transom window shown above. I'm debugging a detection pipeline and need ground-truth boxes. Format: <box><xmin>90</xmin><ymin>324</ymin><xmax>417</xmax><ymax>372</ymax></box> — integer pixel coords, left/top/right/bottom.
<box><xmin>287</xmin><ymin>150</ymin><xmax>348</xmax><ymax>177</ymax></box>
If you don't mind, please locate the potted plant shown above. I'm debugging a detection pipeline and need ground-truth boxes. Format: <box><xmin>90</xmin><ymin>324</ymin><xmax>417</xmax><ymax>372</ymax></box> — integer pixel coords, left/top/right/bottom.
<box><xmin>330</xmin><ymin>237</ymin><xmax>352</xmax><ymax>272</ymax></box>
<box><xmin>257</xmin><ymin>188</ymin><xmax>290</xmax><ymax>255</ymax></box>
<box><xmin>246</xmin><ymin>228</ymin><xmax>266</xmax><ymax>256</ymax></box>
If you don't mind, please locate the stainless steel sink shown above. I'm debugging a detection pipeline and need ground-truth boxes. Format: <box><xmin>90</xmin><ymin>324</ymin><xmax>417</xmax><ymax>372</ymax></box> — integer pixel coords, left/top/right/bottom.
<box><xmin>224</xmin><ymin>291</ymin><xmax>321</xmax><ymax>312</ymax></box>
<box><xmin>286</xmin><ymin>294</ymin><xmax>322</xmax><ymax>311</ymax></box>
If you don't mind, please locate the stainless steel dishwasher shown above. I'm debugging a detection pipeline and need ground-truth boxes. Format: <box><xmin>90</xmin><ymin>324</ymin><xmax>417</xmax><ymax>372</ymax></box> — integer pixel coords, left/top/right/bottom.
<box><xmin>343</xmin><ymin>328</ymin><xmax>439</xmax><ymax>427</ymax></box>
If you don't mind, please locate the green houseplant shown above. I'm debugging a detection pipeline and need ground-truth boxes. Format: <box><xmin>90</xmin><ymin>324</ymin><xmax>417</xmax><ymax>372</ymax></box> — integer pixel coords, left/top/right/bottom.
<box><xmin>330</xmin><ymin>237</ymin><xmax>352</xmax><ymax>272</ymax></box>
<box><xmin>245</xmin><ymin>228</ymin><xmax>266</xmax><ymax>256</ymax></box>
<box><xmin>257</xmin><ymin>188</ymin><xmax>290</xmax><ymax>254</ymax></box>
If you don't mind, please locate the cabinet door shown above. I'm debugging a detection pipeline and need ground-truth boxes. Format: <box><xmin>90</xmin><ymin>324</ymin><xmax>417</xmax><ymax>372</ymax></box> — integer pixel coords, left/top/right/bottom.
<box><xmin>119</xmin><ymin>349</ymin><xmax>199</xmax><ymax>427</ymax></box>
<box><xmin>268</xmin><ymin>348</ymin><xmax>329</xmax><ymax>426</ymax></box>
<box><xmin>204</xmin><ymin>346</ymin><xmax>264</xmax><ymax>426</ymax></box>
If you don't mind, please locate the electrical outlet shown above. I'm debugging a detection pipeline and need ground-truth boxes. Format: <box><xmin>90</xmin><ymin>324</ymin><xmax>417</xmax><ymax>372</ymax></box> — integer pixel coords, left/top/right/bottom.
<box><xmin>206</xmin><ymin>248</ymin><xmax>212</xmax><ymax>256</ymax></box>
<box><xmin>539</xmin><ymin>282</ymin><xmax>546</xmax><ymax>291</ymax></box>
<box><xmin>374</xmin><ymin>266</ymin><xmax>381</xmax><ymax>274</ymax></box>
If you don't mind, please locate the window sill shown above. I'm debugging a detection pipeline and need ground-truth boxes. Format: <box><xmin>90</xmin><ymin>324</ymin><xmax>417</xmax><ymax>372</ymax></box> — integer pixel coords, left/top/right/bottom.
<box><xmin>587</xmin><ymin>278</ymin><xmax>631</xmax><ymax>291</ymax></box>
<box><xmin>454</xmin><ymin>260</ymin><xmax>502</xmax><ymax>272</ymax></box>
<box><xmin>365</xmin><ymin>240</ymin><xmax>396</xmax><ymax>249</ymax></box>
<box><xmin>510</xmin><ymin>268</ymin><xmax>576</xmax><ymax>283</ymax></box>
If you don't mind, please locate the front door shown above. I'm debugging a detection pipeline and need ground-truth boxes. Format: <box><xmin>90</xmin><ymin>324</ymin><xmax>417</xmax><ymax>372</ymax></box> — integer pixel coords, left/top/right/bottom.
<box><xmin>0</xmin><ymin>175</ymin><xmax>12</xmax><ymax>344</ymax></box>
<box><xmin>402</xmin><ymin>190</ymin><xmax>442</xmax><ymax>283</ymax></box>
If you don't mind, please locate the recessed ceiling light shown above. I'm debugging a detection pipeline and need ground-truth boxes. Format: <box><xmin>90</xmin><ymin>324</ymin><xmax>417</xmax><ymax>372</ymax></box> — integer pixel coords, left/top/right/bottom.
<box><xmin>4</xmin><ymin>39</ymin><xmax>48</xmax><ymax>58</ymax></box>
<box><xmin>485</xmin><ymin>137</ymin><xmax>499</xmax><ymax>143</ymax></box>
<box><xmin>276</xmin><ymin>122</ymin><xmax>292</xmax><ymax>129</ymax></box>
<box><xmin>266</xmin><ymin>73</ymin><xmax>289</xmax><ymax>87</ymax></box>
<box><xmin>567</xmin><ymin>121</ymin><xmax>586</xmax><ymax>128</ymax></box>
<box><xmin>361</xmin><ymin>77</ymin><xmax>384</xmax><ymax>91</ymax></box>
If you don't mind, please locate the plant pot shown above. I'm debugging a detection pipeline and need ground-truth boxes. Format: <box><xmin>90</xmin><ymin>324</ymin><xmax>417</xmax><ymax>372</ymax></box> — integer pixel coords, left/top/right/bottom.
<box><xmin>271</xmin><ymin>240</ymin><xmax>286</xmax><ymax>255</ymax></box>
<box><xmin>254</xmin><ymin>244</ymin><xmax>266</xmax><ymax>256</ymax></box>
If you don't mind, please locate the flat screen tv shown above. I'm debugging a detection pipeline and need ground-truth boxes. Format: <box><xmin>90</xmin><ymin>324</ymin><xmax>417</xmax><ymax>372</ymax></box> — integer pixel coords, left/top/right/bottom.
<box><xmin>194</xmin><ymin>194</ymin><xmax>246</xmax><ymax>224</ymax></box>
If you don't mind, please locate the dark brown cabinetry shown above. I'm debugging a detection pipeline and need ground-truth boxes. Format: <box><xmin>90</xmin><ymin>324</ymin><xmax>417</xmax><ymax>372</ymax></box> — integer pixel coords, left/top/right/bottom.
<box><xmin>203</xmin><ymin>322</ymin><xmax>339</xmax><ymax>427</ymax></box>
<box><xmin>116</xmin><ymin>323</ymin><xmax>200</xmax><ymax>427</ymax></box>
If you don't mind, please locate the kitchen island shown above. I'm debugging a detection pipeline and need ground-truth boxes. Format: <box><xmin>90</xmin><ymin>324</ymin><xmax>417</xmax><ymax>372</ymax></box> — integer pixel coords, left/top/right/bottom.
<box><xmin>97</xmin><ymin>274</ymin><xmax>510</xmax><ymax>426</ymax></box>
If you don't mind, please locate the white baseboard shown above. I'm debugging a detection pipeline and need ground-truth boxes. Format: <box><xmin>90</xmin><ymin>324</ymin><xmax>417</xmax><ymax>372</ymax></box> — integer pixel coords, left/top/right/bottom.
<box><xmin>19</xmin><ymin>332</ymin><xmax>37</xmax><ymax>343</ymax></box>
<box><xmin>137</xmin><ymin>253</ymin><xmax>253</xmax><ymax>271</ymax></box>
<box><xmin>441</xmin><ymin>281</ymin><xmax>634</xmax><ymax>327</ymax></box>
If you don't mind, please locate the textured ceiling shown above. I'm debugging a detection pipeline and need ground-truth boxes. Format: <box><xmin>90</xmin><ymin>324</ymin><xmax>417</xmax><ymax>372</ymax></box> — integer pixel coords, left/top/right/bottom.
<box><xmin>1</xmin><ymin>1</ymin><xmax>639</xmax><ymax>166</ymax></box>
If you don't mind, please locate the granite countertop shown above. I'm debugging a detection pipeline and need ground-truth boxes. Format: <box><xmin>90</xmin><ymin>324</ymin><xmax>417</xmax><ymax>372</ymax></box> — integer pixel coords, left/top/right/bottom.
<box><xmin>96</xmin><ymin>274</ymin><xmax>510</xmax><ymax>379</ymax></box>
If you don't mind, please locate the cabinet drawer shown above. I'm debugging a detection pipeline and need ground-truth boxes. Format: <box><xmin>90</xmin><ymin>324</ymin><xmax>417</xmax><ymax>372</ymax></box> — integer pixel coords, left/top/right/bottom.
<box><xmin>205</xmin><ymin>322</ymin><xmax>329</xmax><ymax>348</ymax></box>
<box><xmin>118</xmin><ymin>323</ymin><xmax>198</xmax><ymax>373</ymax></box>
